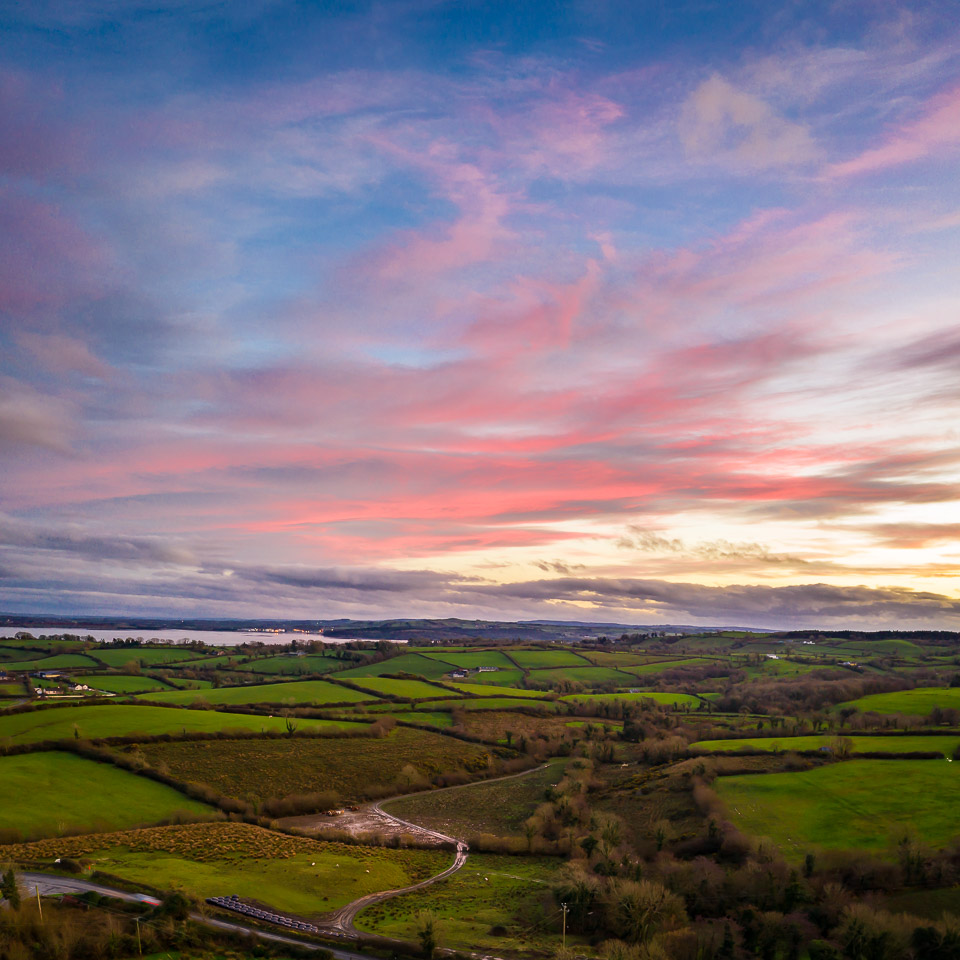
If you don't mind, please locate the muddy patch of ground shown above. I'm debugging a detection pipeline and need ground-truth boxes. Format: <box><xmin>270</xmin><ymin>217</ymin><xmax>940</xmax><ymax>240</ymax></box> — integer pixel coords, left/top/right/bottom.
<box><xmin>277</xmin><ymin>805</ymin><xmax>447</xmax><ymax>845</ymax></box>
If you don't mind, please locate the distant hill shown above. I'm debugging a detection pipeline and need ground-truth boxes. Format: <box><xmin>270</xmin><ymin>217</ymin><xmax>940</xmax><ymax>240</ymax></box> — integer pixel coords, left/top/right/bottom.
<box><xmin>0</xmin><ymin>613</ymin><xmax>741</xmax><ymax>643</ymax></box>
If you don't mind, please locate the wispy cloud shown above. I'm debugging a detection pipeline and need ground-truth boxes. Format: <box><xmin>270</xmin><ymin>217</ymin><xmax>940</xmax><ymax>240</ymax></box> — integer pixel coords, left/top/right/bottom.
<box><xmin>826</xmin><ymin>82</ymin><xmax>960</xmax><ymax>178</ymax></box>
<box><xmin>2</xmin><ymin>4</ymin><xmax>960</xmax><ymax>625</ymax></box>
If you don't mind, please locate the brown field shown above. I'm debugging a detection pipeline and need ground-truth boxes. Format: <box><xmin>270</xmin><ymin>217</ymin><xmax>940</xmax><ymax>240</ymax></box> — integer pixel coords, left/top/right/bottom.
<box><xmin>137</xmin><ymin>726</ymin><xmax>493</xmax><ymax>804</ymax></box>
<box><xmin>384</xmin><ymin>760</ymin><xmax>567</xmax><ymax>839</ymax></box>
<box><xmin>1</xmin><ymin>820</ymin><xmax>328</xmax><ymax>863</ymax></box>
<box><xmin>455</xmin><ymin>708</ymin><xmax>619</xmax><ymax>743</ymax></box>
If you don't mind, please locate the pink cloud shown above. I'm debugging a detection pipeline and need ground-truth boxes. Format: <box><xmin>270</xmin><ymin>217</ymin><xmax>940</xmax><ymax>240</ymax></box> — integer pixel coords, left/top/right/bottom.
<box><xmin>0</xmin><ymin>190</ymin><xmax>110</xmax><ymax>314</ymax></box>
<box><xmin>826</xmin><ymin>82</ymin><xmax>960</xmax><ymax>178</ymax></box>
<box><xmin>17</xmin><ymin>332</ymin><xmax>114</xmax><ymax>380</ymax></box>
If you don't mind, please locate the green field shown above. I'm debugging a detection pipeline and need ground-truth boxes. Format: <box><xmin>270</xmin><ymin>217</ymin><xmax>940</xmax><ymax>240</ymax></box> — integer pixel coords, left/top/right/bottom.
<box><xmin>0</xmin><ymin>647</ymin><xmax>40</xmax><ymax>662</ymax></box>
<box><xmin>530</xmin><ymin>666</ymin><xmax>638</xmax><ymax>686</ymax></box>
<box><xmin>140</xmin><ymin>679</ymin><xmax>375</xmax><ymax>706</ymax></box>
<box><xmin>445</xmin><ymin>682</ymin><xmax>549</xmax><ymax>699</ymax></box>
<box><xmin>153</xmin><ymin>674</ymin><xmax>215</xmax><ymax>690</ymax></box>
<box><xmin>692</xmin><ymin>735</ymin><xmax>960</xmax><ymax>755</ymax></box>
<box><xmin>739</xmin><ymin>659</ymin><xmax>831</xmax><ymax>679</ymax></box>
<box><xmin>449</xmin><ymin>669</ymin><xmax>527</xmax><ymax>687</ymax></box>
<box><xmin>335</xmin><ymin>653</ymin><xmax>456</xmax><ymax>679</ymax></box>
<box><xmin>355</xmin><ymin>853</ymin><xmax>576</xmax><ymax>954</ymax></box>
<box><xmin>717</xmin><ymin>760</ymin><xmax>960</xmax><ymax>856</ymax></box>
<box><xmin>827</xmin><ymin>638</ymin><xmax>925</xmax><ymax>658</ymax></box>
<box><xmin>0</xmin><ymin>682</ymin><xmax>26</xmax><ymax>697</ymax></box>
<box><xmin>508</xmin><ymin>649</ymin><xmax>591</xmax><ymax>669</ymax></box>
<box><xmin>561</xmin><ymin>691</ymin><xmax>700</xmax><ymax>707</ymax></box>
<box><xmin>842</xmin><ymin>687</ymin><xmax>960</xmax><ymax>716</ymax></box>
<box><xmin>0</xmin><ymin>704</ymin><xmax>366</xmax><ymax>743</ymax></box>
<box><xmin>363</xmin><ymin>709</ymin><xmax>456</xmax><ymax>727</ymax></box>
<box><xmin>0</xmin><ymin>751</ymin><xmax>214</xmax><ymax>840</ymax></box>
<box><xmin>453</xmin><ymin>697</ymin><xmax>560</xmax><ymax>712</ymax></box>
<box><xmin>401</xmin><ymin>711</ymin><xmax>457</xmax><ymax>727</ymax></box>
<box><xmin>421</xmin><ymin>650</ymin><xmax>517</xmax><ymax>670</ymax></box>
<box><xmin>4</xmin><ymin>822</ymin><xmax>448</xmax><ymax>917</ymax></box>
<box><xmin>92</xmin><ymin>648</ymin><xmax>214</xmax><ymax>667</ymax></box>
<box><xmin>232</xmin><ymin>654</ymin><xmax>343</xmax><ymax>675</ymax></box>
<box><xmin>348</xmin><ymin>677</ymin><xmax>452</xmax><ymax>699</ymax></box>
<box><xmin>139</xmin><ymin>727</ymin><xmax>491</xmax><ymax>804</ymax></box>
<box><xmin>384</xmin><ymin>761</ymin><xmax>565</xmax><ymax>837</ymax></box>
<box><xmin>75</xmin><ymin>674</ymin><xmax>173</xmax><ymax>694</ymax></box>
<box><xmin>2</xmin><ymin>654</ymin><xmax>101</xmax><ymax>670</ymax></box>
<box><xmin>1</xmin><ymin>638</ymin><xmax>90</xmax><ymax>651</ymax></box>
<box><xmin>580</xmin><ymin>651</ymin><xmax>654</xmax><ymax>667</ymax></box>
<box><xmin>623</xmin><ymin>657</ymin><xmax>718</xmax><ymax>677</ymax></box>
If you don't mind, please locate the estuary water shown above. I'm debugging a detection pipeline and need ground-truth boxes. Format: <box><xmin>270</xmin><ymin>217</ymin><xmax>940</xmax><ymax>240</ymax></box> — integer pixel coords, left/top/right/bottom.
<box><xmin>0</xmin><ymin>626</ymin><xmax>398</xmax><ymax>646</ymax></box>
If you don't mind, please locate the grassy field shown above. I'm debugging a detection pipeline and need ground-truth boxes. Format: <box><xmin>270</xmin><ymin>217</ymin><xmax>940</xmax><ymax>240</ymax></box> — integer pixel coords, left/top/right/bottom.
<box><xmin>453</xmin><ymin>697</ymin><xmax>560</xmax><ymax>712</ymax></box>
<box><xmin>139</xmin><ymin>727</ymin><xmax>492</xmax><ymax>804</ymax></box>
<box><xmin>335</xmin><ymin>653</ymin><xmax>456</xmax><ymax>679</ymax></box>
<box><xmin>399</xmin><ymin>710</ymin><xmax>457</xmax><ymax>727</ymax></box>
<box><xmin>717</xmin><ymin>759</ymin><xmax>960</xmax><ymax>856</ymax></box>
<box><xmin>421</xmin><ymin>650</ymin><xmax>517</xmax><ymax>670</ymax></box>
<box><xmin>152</xmin><ymin>674</ymin><xmax>214</xmax><ymax>690</ymax></box>
<box><xmin>623</xmin><ymin>657</ymin><xmax>718</xmax><ymax>677</ymax></box>
<box><xmin>384</xmin><ymin>761</ymin><xmax>565</xmax><ymax>838</ymax></box>
<box><xmin>2</xmin><ymin>654</ymin><xmax>101</xmax><ymax>670</ymax></box>
<box><xmin>0</xmin><ymin>682</ymin><xmax>26</xmax><ymax>697</ymax></box>
<box><xmin>362</xmin><ymin>709</ymin><xmax>457</xmax><ymax>727</ymax></box>
<box><xmin>0</xmin><ymin>704</ymin><xmax>366</xmax><ymax>743</ymax></box>
<box><xmin>842</xmin><ymin>688</ymin><xmax>960</xmax><ymax>715</ymax></box>
<box><xmin>444</xmin><ymin>682</ymin><xmax>549</xmax><ymax>699</ymax></box>
<box><xmin>738</xmin><ymin>659</ymin><xmax>832</xmax><ymax>679</ymax></box>
<box><xmin>3</xmin><ymin>822</ymin><xmax>448</xmax><ymax>917</ymax></box>
<box><xmin>355</xmin><ymin>853</ymin><xmax>574</xmax><ymax>954</ymax></box>
<box><xmin>140</xmin><ymin>679</ymin><xmax>376</xmax><ymax>706</ymax></box>
<box><xmin>0</xmin><ymin>646</ymin><xmax>40</xmax><ymax>661</ymax></box>
<box><xmin>444</xmin><ymin>669</ymin><xmax>527</xmax><ymax>688</ymax></box>
<box><xmin>530</xmin><ymin>666</ymin><xmax>638</xmax><ymax>686</ymax></box>
<box><xmin>828</xmin><ymin>638</ymin><xmax>925</xmax><ymax>658</ymax></box>
<box><xmin>560</xmin><ymin>691</ymin><xmax>701</xmax><ymax>707</ymax></box>
<box><xmin>75</xmin><ymin>674</ymin><xmax>173</xmax><ymax>694</ymax></box>
<box><xmin>692</xmin><ymin>735</ymin><xmax>960</xmax><ymax>755</ymax></box>
<box><xmin>883</xmin><ymin>887</ymin><xmax>960</xmax><ymax>921</ymax></box>
<box><xmin>579</xmin><ymin>651</ymin><xmax>655</xmax><ymax>667</ymax></box>
<box><xmin>0</xmin><ymin>751</ymin><xmax>215</xmax><ymax>840</ymax></box>
<box><xmin>232</xmin><ymin>655</ymin><xmax>343</xmax><ymax>675</ymax></box>
<box><xmin>508</xmin><ymin>649</ymin><xmax>590</xmax><ymax>669</ymax></box>
<box><xmin>92</xmin><ymin>648</ymin><xmax>215</xmax><ymax>667</ymax></box>
<box><xmin>347</xmin><ymin>677</ymin><xmax>452</xmax><ymax>699</ymax></box>
<box><xmin>0</xmin><ymin>637</ymin><xmax>90</xmax><ymax>650</ymax></box>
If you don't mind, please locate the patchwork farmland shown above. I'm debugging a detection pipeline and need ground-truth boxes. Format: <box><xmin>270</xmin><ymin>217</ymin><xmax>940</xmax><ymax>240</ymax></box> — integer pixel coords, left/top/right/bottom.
<box><xmin>6</xmin><ymin>626</ymin><xmax>960</xmax><ymax>959</ymax></box>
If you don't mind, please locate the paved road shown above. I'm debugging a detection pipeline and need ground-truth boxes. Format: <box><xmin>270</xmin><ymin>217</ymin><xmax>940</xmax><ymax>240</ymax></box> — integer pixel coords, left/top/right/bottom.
<box><xmin>20</xmin><ymin>762</ymin><xmax>552</xmax><ymax>953</ymax></box>
<box><xmin>19</xmin><ymin>872</ymin><xmax>371</xmax><ymax>960</ymax></box>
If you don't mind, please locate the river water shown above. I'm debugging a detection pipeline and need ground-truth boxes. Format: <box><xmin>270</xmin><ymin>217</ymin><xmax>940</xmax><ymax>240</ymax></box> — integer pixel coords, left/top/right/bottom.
<box><xmin>0</xmin><ymin>626</ymin><xmax>399</xmax><ymax>646</ymax></box>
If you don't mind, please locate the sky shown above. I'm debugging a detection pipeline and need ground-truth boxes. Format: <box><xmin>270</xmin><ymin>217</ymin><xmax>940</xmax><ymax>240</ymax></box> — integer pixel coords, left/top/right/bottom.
<box><xmin>2</xmin><ymin>0</ymin><xmax>960</xmax><ymax>629</ymax></box>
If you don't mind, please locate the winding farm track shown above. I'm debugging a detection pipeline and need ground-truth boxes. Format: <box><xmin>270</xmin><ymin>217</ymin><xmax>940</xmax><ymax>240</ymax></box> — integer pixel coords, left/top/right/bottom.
<box><xmin>21</xmin><ymin>761</ymin><xmax>552</xmax><ymax>955</ymax></box>
<box><xmin>324</xmin><ymin>761</ymin><xmax>549</xmax><ymax>934</ymax></box>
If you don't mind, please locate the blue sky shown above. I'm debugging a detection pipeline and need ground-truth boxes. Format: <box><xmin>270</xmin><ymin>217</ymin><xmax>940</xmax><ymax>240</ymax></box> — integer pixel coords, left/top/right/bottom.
<box><xmin>2</xmin><ymin>1</ymin><xmax>960</xmax><ymax>627</ymax></box>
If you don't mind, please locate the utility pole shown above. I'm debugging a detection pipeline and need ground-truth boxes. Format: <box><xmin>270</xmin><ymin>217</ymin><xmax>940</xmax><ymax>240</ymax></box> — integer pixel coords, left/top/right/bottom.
<box><xmin>35</xmin><ymin>885</ymin><xmax>43</xmax><ymax>921</ymax></box>
<box><xmin>561</xmin><ymin>903</ymin><xmax>568</xmax><ymax>951</ymax></box>
<box><xmin>135</xmin><ymin>917</ymin><xmax>142</xmax><ymax>954</ymax></box>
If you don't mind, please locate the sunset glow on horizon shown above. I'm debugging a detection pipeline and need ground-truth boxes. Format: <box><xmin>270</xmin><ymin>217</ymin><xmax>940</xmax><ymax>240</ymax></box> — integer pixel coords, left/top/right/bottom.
<box><xmin>3</xmin><ymin>1</ymin><xmax>960</xmax><ymax>628</ymax></box>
